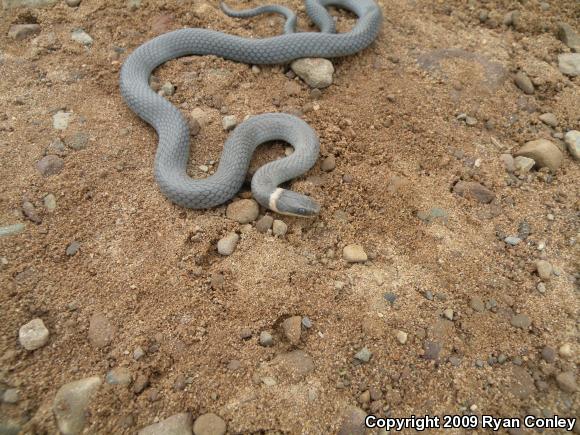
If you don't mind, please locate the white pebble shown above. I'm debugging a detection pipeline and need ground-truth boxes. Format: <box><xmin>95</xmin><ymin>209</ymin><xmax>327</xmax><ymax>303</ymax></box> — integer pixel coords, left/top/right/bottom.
<box><xmin>396</xmin><ymin>330</ymin><xmax>408</xmax><ymax>345</ymax></box>
<box><xmin>272</xmin><ymin>220</ymin><xmax>288</xmax><ymax>236</ymax></box>
<box><xmin>19</xmin><ymin>318</ymin><xmax>49</xmax><ymax>350</ymax></box>
<box><xmin>217</xmin><ymin>232</ymin><xmax>240</xmax><ymax>256</ymax></box>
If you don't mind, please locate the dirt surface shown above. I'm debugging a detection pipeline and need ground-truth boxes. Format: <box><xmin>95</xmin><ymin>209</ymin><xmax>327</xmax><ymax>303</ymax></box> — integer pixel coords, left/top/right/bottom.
<box><xmin>1</xmin><ymin>0</ymin><xmax>579</xmax><ymax>433</ymax></box>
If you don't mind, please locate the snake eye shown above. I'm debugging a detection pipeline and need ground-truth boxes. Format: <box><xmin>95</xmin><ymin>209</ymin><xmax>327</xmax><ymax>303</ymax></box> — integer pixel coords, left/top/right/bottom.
<box><xmin>298</xmin><ymin>208</ymin><xmax>307</xmax><ymax>215</ymax></box>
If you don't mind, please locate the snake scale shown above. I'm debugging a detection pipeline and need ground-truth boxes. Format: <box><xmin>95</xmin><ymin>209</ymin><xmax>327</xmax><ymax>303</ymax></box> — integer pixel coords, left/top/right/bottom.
<box><xmin>120</xmin><ymin>0</ymin><xmax>382</xmax><ymax>217</ymax></box>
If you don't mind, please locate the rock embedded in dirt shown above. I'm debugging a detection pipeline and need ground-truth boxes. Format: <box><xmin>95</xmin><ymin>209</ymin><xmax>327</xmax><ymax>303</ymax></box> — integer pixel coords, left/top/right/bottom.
<box><xmin>337</xmin><ymin>406</ymin><xmax>367</xmax><ymax>435</ymax></box>
<box><xmin>558</xmin><ymin>23</ymin><xmax>580</xmax><ymax>52</ymax></box>
<box><xmin>291</xmin><ymin>58</ymin><xmax>334</xmax><ymax>88</ymax></box>
<box><xmin>354</xmin><ymin>347</ymin><xmax>372</xmax><ymax>363</ymax></box>
<box><xmin>22</xmin><ymin>201</ymin><xmax>41</xmax><ymax>224</ymax></box>
<box><xmin>443</xmin><ymin>308</ymin><xmax>454</xmax><ymax>321</ymax></box>
<box><xmin>511</xmin><ymin>314</ymin><xmax>531</xmax><ymax>329</ymax></box>
<box><xmin>193</xmin><ymin>413</ymin><xmax>226</xmax><ymax>435</ymax></box>
<box><xmin>65</xmin><ymin>132</ymin><xmax>90</xmax><ymax>150</ymax></box>
<box><xmin>88</xmin><ymin>312</ymin><xmax>115</xmax><ymax>348</ymax></box>
<box><xmin>0</xmin><ymin>223</ymin><xmax>25</xmax><ymax>237</ymax></box>
<box><xmin>139</xmin><ymin>413</ymin><xmax>193</xmax><ymax>435</ymax></box>
<box><xmin>19</xmin><ymin>318</ymin><xmax>49</xmax><ymax>350</ymax></box>
<box><xmin>132</xmin><ymin>373</ymin><xmax>149</xmax><ymax>394</ymax></box>
<box><xmin>556</xmin><ymin>371</ymin><xmax>577</xmax><ymax>393</ymax></box>
<box><xmin>535</xmin><ymin>260</ymin><xmax>552</xmax><ymax>280</ymax></box>
<box><xmin>66</xmin><ymin>241</ymin><xmax>81</xmax><ymax>256</ymax></box>
<box><xmin>2</xmin><ymin>388</ymin><xmax>20</xmax><ymax>404</ymax></box>
<box><xmin>558</xmin><ymin>53</ymin><xmax>580</xmax><ymax>76</ymax></box>
<box><xmin>282</xmin><ymin>316</ymin><xmax>302</xmax><ymax>345</ymax></box>
<box><xmin>272</xmin><ymin>350</ymin><xmax>314</xmax><ymax>379</ymax></box>
<box><xmin>321</xmin><ymin>155</ymin><xmax>336</xmax><ymax>172</ymax></box>
<box><xmin>272</xmin><ymin>219</ymin><xmax>287</xmax><ymax>236</ymax></box>
<box><xmin>539</xmin><ymin>113</ymin><xmax>558</xmax><ymax>127</ymax></box>
<box><xmin>500</xmin><ymin>154</ymin><xmax>515</xmax><ymax>172</ymax></box>
<box><xmin>515</xmin><ymin>139</ymin><xmax>563</xmax><ymax>172</ymax></box>
<box><xmin>106</xmin><ymin>368</ymin><xmax>132</xmax><ymax>385</ymax></box>
<box><xmin>8</xmin><ymin>24</ymin><xmax>41</xmax><ymax>40</ymax></box>
<box><xmin>396</xmin><ymin>330</ymin><xmax>408</xmax><ymax>344</ymax></box>
<box><xmin>514</xmin><ymin>71</ymin><xmax>534</xmax><ymax>94</ymax></box>
<box><xmin>65</xmin><ymin>0</ymin><xmax>81</xmax><ymax>6</ymax></box>
<box><xmin>470</xmin><ymin>296</ymin><xmax>485</xmax><ymax>312</ymax></box>
<box><xmin>36</xmin><ymin>155</ymin><xmax>64</xmax><ymax>176</ymax></box>
<box><xmin>504</xmin><ymin>236</ymin><xmax>521</xmax><ymax>246</ymax></box>
<box><xmin>226</xmin><ymin>199</ymin><xmax>259</xmax><ymax>223</ymax></box>
<box><xmin>53</xmin><ymin>111</ymin><xmax>71</xmax><ymax>130</ymax></box>
<box><xmin>343</xmin><ymin>244</ymin><xmax>367</xmax><ymax>263</ymax></box>
<box><xmin>453</xmin><ymin>181</ymin><xmax>495</xmax><ymax>203</ymax></box>
<box><xmin>541</xmin><ymin>346</ymin><xmax>556</xmax><ymax>363</ymax></box>
<box><xmin>564</xmin><ymin>130</ymin><xmax>580</xmax><ymax>160</ymax></box>
<box><xmin>255</xmin><ymin>215</ymin><xmax>274</xmax><ymax>233</ymax></box>
<box><xmin>160</xmin><ymin>81</ymin><xmax>175</xmax><ymax>96</ymax></box>
<box><xmin>53</xmin><ymin>376</ymin><xmax>102</xmax><ymax>435</ymax></box>
<box><xmin>514</xmin><ymin>156</ymin><xmax>535</xmax><ymax>173</ymax></box>
<box><xmin>222</xmin><ymin>115</ymin><xmax>237</xmax><ymax>131</ymax></box>
<box><xmin>217</xmin><ymin>232</ymin><xmax>239</xmax><ymax>256</ymax></box>
<box><xmin>43</xmin><ymin>194</ymin><xmax>57</xmax><ymax>211</ymax></box>
<box><xmin>71</xmin><ymin>29</ymin><xmax>93</xmax><ymax>46</ymax></box>
<box><xmin>423</xmin><ymin>340</ymin><xmax>441</xmax><ymax>360</ymax></box>
<box><xmin>259</xmin><ymin>331</ymin><xmax>273</xmax><ymax>347</ymax></box>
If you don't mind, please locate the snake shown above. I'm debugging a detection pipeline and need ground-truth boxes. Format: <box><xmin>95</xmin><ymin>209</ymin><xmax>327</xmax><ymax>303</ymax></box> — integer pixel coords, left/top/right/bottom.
<box><xmin>120</xmin><ymin>0</ymin><xmax>382</xmax><ymax>217</ymax></box>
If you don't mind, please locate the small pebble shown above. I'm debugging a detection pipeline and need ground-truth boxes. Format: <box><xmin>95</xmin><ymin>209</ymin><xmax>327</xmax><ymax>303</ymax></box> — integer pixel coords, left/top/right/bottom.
<box><xmin>259</xmin><ymin>331</ymin><xmax>273</xmax><ymax>347</ymax></box>
<box><xmin>19</xmin><ymin>318</ymin><xmax>49</xmax><ymax>350</ymax></box>
<box><xmin>396</xmin><ymin>330</ymin><xmax>408</xmax><ymax>345</ymax></box>
<box><xmin>133</xmin><ymin>346</ymin><xmax>145</xmax><ymax>360</ymax></box>
<box><xmin>443</xmin><ymin>308</ymin><xmax>454</xmax><ymax>321</ymax></box>
<box><xmin>301</xmin><ymin>317</ymin><xmax>312</xmax><ymax>328</ymax></box>
<box><xmin>255</xmin><ymin>215</ymin><xmax>274</xmax><ymax>233</ymax></box>
<box><xmin>160</xmin><ymin>82</ymin><xmax>175</xmax><ymax>96</ymax></box>
<box><xmin>453</xmin><ymin>181</ymin><xmax>495</xmax><ymax>203</ymax></box>
<box><xmin>217</xmin><ymin>232</ymin><xmax>240</xmax><ymax>256</ymax></box>
<box><xmin>22</xmin><ymin>201</ymin><xmax>41</xmax><ymax>224</ymax></box>
<box><xmin>470</xmin><ymin>296</ymin><xmax>485</xmax><ymax>312</ymax></box>
<box><xmin>53</xmin><ymin>111</ymin><xmax>71</xmax><ymax>130</ymax></box>
<box><xmin>272</xmin><ymin>219</ymin><xmax>288</xmax><ymax>236</ymax></box>
<box><xmin>556</xmin><ymin>372</ymin><xmax>577</xmax><ymax>393</ymax></box>
<box><xmin>282</xmin><ymin>316</ymin><xmax>302</xmax><ymax>345</ymax></box>
<box><xmin>43</xmin><ymin>194</ymin><xmax>57</xmax><ymax>211</ymax></box>
<box><xmin>511</xmin><ymin>313</ymin><xmax>531</xmax><ymax>329</ymax></box>
<box><xmin>504</xmin><ymin>236</ymin><xmax>522</xmax><ymax>246</ymax></box>
<box><xmin>515</xmin><ymin>139</ymin><xmax>563</xmax><ymax>172</ymax></box>
<box><xmin>66</xmin><ymin>0</ymin><xmax>81</xmax><ymax>5</ymax></box>
<box><xmin>343</xmin><ymin>244</ymin><xmax>367</xmax><ymax>263</ymax></box>
<box><xmin>539</xmin><ymin>113</ymin><xmax>558</xmax><ymax>127</ymax></box>
<box><xmin>514</xmin><ymin>156</ymin><xmax>535</xmax><ymax>173</ymax></box>
<box><xmin>226</xmin><ymin>199</ymin><xmax>259</xmax><ymax>223</ymax></box>
<box><xmin>106</xmin><ymin>368</ymin><xmax>132</xmax><ymax>385</ymax></box>
<box><xmin>535</xmin><ymin>260</ymin><xmax>552</xmax><ymax>280</ymax></box>
<box><xmin>71</xmin><ymin>29</ymin><xmax>93</xmax><ymax>46</ymax></box>
<box><xmin>88</xmin><ymin>312</ymin><xmax>115</xmax><ymax>348</ymax></box>
<box><xmin>66</xmin><ymin>241</ymin><xmax>81</xmax><ymax>256</ymax></box>
<box><xmin>222</xmin><ymin>115</ymin><xmax>237</xmax><ymax>131</ymax></box>
<box><xmin>514</xmin><ymin>71</ymin><xmax>534</xmax><ymax>94</ymax></box>
<box><xmin>2</xmin><ymin>389</ymin><xmax>20</xmax><ymax>404</ymax></box>
<box><xmin>558</xmin><ymin>53</ymin><xmax>580</xmax><ymax>76</ymax></box>
<box><xmin>8</xmin><ymin>24</ymin><xmax>41</xmax><ymax>40</ymax></box>
<box><xmin>559</xmin><ymin>343</ymin><xmax>573</xmax><ymax>359</ymax></box>
<box><xmin>564</xmin><ymin>130</ymin><xmax>580</xmax><ymax>160</ymax></box>
<box><xmin>139</xmin><ymin>413</ymin><xmax>193</xmax><ymax>435</ymax></box>
<box><xmin>541</xmin><ymin>346</ymin><xmax>556</xmax><ymax>363</ymax></box>
<box><xmin>37</xmin><ymin>155</ymin><xmax>64</xmax><ymax>176</ymax></box>
<box><xmin>354</xmin><ymin>347</ymin><xmax>372</xmax><ymax>363</ymax></box>
<box><xmin>193</xmin><ymin>413</ymin><xmax>227</xmax><ymax>435</ymax></box>
<box><xmin>321</xmin><ymin>155</ymin><xmax>336</xmax><ymax>172</ymax></box>
<box><xmin>291</xmin><ymin>58</ymin><xmax>334</xmax><ymax>88</ymax></box>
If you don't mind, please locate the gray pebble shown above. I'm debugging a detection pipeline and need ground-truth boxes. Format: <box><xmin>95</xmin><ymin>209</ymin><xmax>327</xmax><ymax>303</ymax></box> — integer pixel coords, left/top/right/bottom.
<box><xmin>65</xmin><ymin>0</ymin><xmax>81</xmax><ymax>6</ymax></box>
<box><xmin>160</xmin><ymin>82</ymin><xmax>175</xmax><ymax>96</ymax></box>
<box><xmin>133</xmin><ymin>346</ymin><xmax>145</xmax><ymax>360</ymax></box>
<box><xmin>558</xmin><ymin>53</ymin><xmax>580</xmax><ymax>76</ymax></box>
<box><xmin>321</xmin><ymin>155</ymin><xmax>336</xmax><ymax>172</ymax></box>
<box><xmin>44</xmin><ymin>194</ymin><xmax>57</xmax><ymax>211</ymax></box>
<box><xmin>19</xmin><ymin>318</ymin><xmax>49</xmax><ymax>350</ymax></box>
<box><xmin>539</xmin><ymin>113</ymin><xmax>558</xmax><ymax>127</ymax></box>
<box><xmin>37</xmin><ymin>155</ymin><xmax>64</xmax><ymax>176</ymax></box>
<box><xmin>354</xmin><ymin>347</ymin><xmax>372</xmax><ymax>363</ymax></box>
<box><xmin>423</xmin><ymin>341</ymin><xmax>441</xmax><ymax>360</ymax></box>
<box><xmin>217</xmin><ymin>232</ymin><xmax>240</xmax><ymax>256</ymax></box>
<box><xmin>511</xmin><ymin>314</ymin><xmax>531</xmax><ymax>329</ymax></box>
<box><xmin>66</xmin><ymin>132</ymin><xmax>89</xmax><ymax>150</ymax></box>
<box><xmin>71</xmin><ymin>29</ymin><xmax>93</xmax><ymax>46</ymax></box>
<box><xmin>222</xmin><ymin>115</ymin><xmax>237</xmax><ymax>131</ymax></box>
<box><xmin>106</xmin><ymin>368</ymin><xmax>132</xmax><ymax>385</ymax></box>
<box><xmin>291</xmin><ymin>58</ymin><xmax>334</xmax><ymax>88</ymax></box>
<box><xmin>272</xmin><ymin>219</ymin><xmax>288</xmax><ymax>236</ymax></box>
<box><xmin>558</xmin><ymin>23</ymin><xmax>580</xmax><ymax>53</ymax></box>
<box><xmin>541</xmin><ymin>346</ymin><xmax>556</xmax><ymax>363</ymax></box>
<box><xmin>255</xmin><ymin>215</ymin><xmax>274</xmax><ymax>233</ymax></box>
<box><xmin>22</xmin><ymin>201</ymin><xmax>41</xmax><ymax>224</ymax></box>
<box><xmin>0</xmin><ymin>223</ymin><xmax>25</xmax><ymax>237</ymax></box>
<box><xmin>504</xmin><ymin>236</ymin><xmax>522</xmax><ymax>246</ymax></box>
<box><xmin>53</xmin><ymin>377</ymin><xmax>102</xmax><ymax>435</ymax></box>
<box><xmin>66</xmin><ymin>241</ymin><xmax>81</xmax><ymax>256</ymax></box>
<box><xmin>259</xmin><ymin>331</ymin><xmax>273</xmax><ymax>347</ymax></box>
<box><xmin>301</xmin><ymin>317</ymin><xmax>312</xmax><ymax>328</ymax></box>
<box><xmin>2</xmin><ymin>389</ymin><xmax>20</xmax><ymax>404</ymax></box>
<box><xmin>514</xmin><ymin>71</ymin><xmax>534</xmax><ymax>95</ymax></box>
<box><xmin>564</xmin><ymin>130</ymin><xmax>580</xmax><ymax>160</ymax></box>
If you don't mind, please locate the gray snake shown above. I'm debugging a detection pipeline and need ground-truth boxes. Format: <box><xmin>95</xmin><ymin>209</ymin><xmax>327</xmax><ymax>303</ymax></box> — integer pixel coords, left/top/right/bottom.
<box><xmin>120</xmin><ymin>0</ymin><xmax>382</xmax><ymax>217</ymax></box>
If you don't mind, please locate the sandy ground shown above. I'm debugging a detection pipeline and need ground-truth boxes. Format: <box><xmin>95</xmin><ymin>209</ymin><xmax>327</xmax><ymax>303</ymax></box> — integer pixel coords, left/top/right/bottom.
<box><xmin>0</xmin><ymin>0</ymin><xmax>579</xmax><ymax>433</ymax></box>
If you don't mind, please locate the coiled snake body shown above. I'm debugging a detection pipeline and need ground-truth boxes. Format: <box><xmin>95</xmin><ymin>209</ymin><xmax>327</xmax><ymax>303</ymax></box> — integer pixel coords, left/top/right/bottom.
<box><xmin>120</xmin><ymin>0</ymin><xmax>382</xmax><ymax>217</ymax></box>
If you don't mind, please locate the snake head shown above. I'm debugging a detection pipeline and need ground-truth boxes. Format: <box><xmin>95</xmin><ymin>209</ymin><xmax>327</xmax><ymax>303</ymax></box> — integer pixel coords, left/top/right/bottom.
<box><xmin>270</xmin><ymin>188</ymin><xmax>320</xmax><ymax>218</ymax></box>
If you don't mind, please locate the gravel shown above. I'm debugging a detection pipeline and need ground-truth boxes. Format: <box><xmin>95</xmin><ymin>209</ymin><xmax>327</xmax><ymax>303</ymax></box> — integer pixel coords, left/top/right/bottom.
<box><xmin>19</xmin><ymin>318</ymin><xmax>49</xmax><ymax>350</ymax></box>
<box><xmin>37</xmin><ymin>155</ymin><xmax>64</xmax><ymax>176</ymax></box>
<box><xmin>193</xmin><ymin>413</ymin><xmax>227</xmax><ymax>435</ymax></box>
<box><xmin>343</xmin><ymin>244</ymin><xmax>368</xmax><ymax>263</ymax></box>
<box><xmin>217</xmin><ymin>232</ymin><xmax>240</xmax><ymax>256</ymax></box>
<box><xmin>226</xmin><ymin>199</ymin><xmax>259</xmax><ymax>223</ymax></box>
<box><xmin>53</xmin><ymin>376</ymin><xmax>102</xmax><ymax>435</ymax></box>
<box><xmin>291</xmin><ymin>58</ymin><xmax>334</xmax><ymax>88</ymax></box>
<box><xmin>139</xmin><ymin>413</ymin><xmax>193</xmax><ymax>435</ymax></box>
